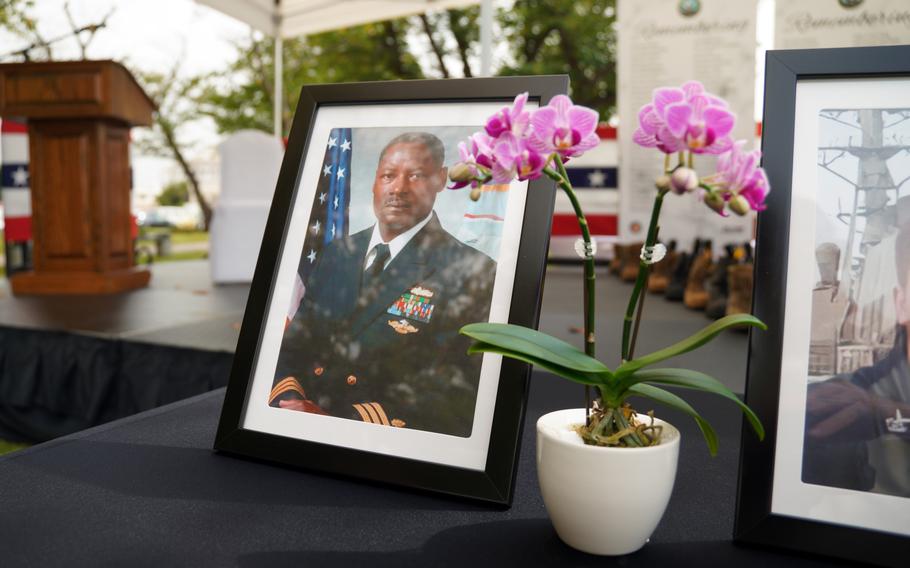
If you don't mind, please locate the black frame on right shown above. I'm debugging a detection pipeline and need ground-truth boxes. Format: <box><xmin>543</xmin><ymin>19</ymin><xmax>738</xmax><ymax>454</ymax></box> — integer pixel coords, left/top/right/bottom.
<box><xmin>735</xmin><ymin>45</ymin><xmax>910</xmax><ymax>567</ymax></box>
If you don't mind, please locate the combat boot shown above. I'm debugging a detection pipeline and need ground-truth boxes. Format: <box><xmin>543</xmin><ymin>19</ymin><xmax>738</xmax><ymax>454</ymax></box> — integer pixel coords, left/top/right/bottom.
<box><xmin>647</xmin><ymin>240</ymin><xmax>677</xmax><ymax>294</ymax></box>
<box><xmin>620</xmin><ymin>242</ymin><xmax>644</xmax><ymax>282</ymax></box>
<box><xmin>705</xmin><ymin>244</ymin><xmax>738</xmax><ymax>319</ymax></box>
<box><xmin>609</xmin><ymin>244</ymin><xmax>625</xmax><ymax>276</ymax></box>
<box><xmin>684</xmin><ymin>240</ymin><xmax>713</xmax><ymax>310</ymax></box>
<box><xmin>666</xmin><ymin>239</ymin><xmax>700</xmax><ymax>302</ymax></box>
<box><xmin>727</xmin><ymin>263</ymin><xmax>754</xmax><ymax>316</ymax></box>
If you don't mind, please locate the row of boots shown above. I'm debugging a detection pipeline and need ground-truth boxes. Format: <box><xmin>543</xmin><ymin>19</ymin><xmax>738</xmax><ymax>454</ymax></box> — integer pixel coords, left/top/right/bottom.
<box><xmin>610</xmin><ymin>239</ymin><xmax>754</xmax><ymax>319</ymax></box>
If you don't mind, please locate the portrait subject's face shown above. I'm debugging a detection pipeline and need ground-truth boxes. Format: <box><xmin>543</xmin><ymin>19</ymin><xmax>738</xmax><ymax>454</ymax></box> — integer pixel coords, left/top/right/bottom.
<box><xmin>372</xmin><ymin>142</ymin><xmax>447</xmax><ymax>241</ymax></box>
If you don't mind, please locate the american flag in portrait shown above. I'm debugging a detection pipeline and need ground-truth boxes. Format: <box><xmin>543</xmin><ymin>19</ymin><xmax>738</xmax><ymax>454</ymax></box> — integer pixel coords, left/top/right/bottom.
<box><xmin>287</xmin><ymin>128</ymin><xmax>352</xmax><ymax>322</ymax></box>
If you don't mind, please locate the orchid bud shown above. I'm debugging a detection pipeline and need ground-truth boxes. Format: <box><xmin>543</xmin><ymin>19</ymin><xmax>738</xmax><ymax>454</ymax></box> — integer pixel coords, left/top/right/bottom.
<box><xmin>449</xmin><ymin>162</ymin><xmax>474</xmax><ymax>183</ymax></box>
<box><xmin>704</xmin><ymin>191</ymin><xmax>726</xmax><ymax>214</ymax></box>
<box><xmin>728</xmin><ymin>194</ymin><xmax>751</xmax><ymax>216</ymax></box>
<box><xmin>469</xmin><ymin>187</ymin><xmax>482</xmax><ymax>202</ymax></box>
<box><xmin>670</xmin><ymin>167</ymin><xmax>699</xmax><ymax>194</ymax></box>
<box><xmin>655</xmin><ymin>174</ymin><xmax>671</xmax><ymax>192</ymax></box>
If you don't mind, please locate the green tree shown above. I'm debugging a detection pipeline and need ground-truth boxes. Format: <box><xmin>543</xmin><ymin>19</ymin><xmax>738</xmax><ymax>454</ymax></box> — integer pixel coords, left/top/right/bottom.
<box><xmin>134</xmin><ymin>68</ymin><xmax>213</xmax><ymax>229</ymax></box>
<box><xmin>157</xmin><ymin>180</ymin><xmax>189</xmax><ymax>206</ymax></box>
<box><xmin>196</xmin><ymin>21</ymin><xmax>422</xmax><ymax>136</ymax></box>
<box><xmin>0</xmin><ymin>0</ymin><xmax>33</xmax><ymax>35</ymax></box>
<box><xmin>498</xmin><ymin>0</ymin><xmax>617</xmax><ymax>119</ymax></box>
<box><xmin>415</xmin><ymin>7</ymin><xmax>479</xmax><ymax>78</ymax></box>
<box><xmin>196</xmin><ymin>1</ymin><xmax>617</xmax><ymax>136</ymax></box>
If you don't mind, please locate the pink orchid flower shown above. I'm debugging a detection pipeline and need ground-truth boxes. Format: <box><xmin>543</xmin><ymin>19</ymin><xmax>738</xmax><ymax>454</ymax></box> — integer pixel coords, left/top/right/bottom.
<box><xmin>716</xmin><ymin>140</ymin><xmax>770</xmax><ymax>211</ymax></box>
<box><xmin>634</xmin><ymin>81</ymin><xmax>735</xmax><ymax>155</ymax></box>
<box><xmin>485</xmin><ymin>92</ymin><xmax>531</xmax><ymax>139</ymax></box>
<box><xmin>491</xmin><ymin>133</ymin><xmax>545</xmax><ymax>183</ymax></box>
<box><xmin>449</xmin><ymin>132</ymin><xmax>495</xmax><ymax>189</ymax></box>
<box><xmin>529</xmin><ymin>95</ymin><xmax>600</xmax><ymax>159</ymax></box>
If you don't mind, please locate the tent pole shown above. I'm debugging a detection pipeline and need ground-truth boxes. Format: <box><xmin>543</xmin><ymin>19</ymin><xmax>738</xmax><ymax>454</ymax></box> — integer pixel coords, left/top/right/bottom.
<box><xmin>273</xmin><ymin>6</ymin><xmax>283</xmax><ymax>138</ymax></box>
<box><xmin>274</xmin><ymin>33</ymin><xmax>282</xmax><ymax>137</ymax></box>
<box><xmin>480</xmin><ymin>0</ymin><xmax>492</xmax><ymax>76</ymax></box>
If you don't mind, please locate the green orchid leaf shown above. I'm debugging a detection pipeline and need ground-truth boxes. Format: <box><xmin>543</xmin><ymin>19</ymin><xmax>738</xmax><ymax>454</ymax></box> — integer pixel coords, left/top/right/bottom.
<box><xmin>625</xmin><ymin>383</ymin><xmax>719</xmax><ymax>456</ymax></box>
<box><xmin>622</xmin><ymin>368</ymin><xmax>764</xmax><ymax>440</ymax></box>
<box><xmin>461</xmin><ymin>322</ymin><xmax>611</xmax><ymax>374</ymax></box>
<box><xmin>617</xmin><ymin>314</ymin><xmax>766</xmax><ymax>377</ymax></box>
<box><xmin>467</xmin><ymin>342</ymin><xmax>607</xmax><ymax>386</ymax></box>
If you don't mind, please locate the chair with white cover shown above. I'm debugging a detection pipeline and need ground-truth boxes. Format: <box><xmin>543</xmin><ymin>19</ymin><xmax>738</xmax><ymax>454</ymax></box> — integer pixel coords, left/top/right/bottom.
<box><xmin>210</xmin><ymin>130</ymin><xmax>284</xmax><ymax>283</ymax></box>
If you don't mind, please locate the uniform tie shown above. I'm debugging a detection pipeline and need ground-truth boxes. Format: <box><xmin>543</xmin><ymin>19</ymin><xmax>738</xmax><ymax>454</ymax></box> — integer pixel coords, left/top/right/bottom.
<box><xmin>365</xmin><ymin>243</ymin><xmax>391</xmax><ymax>284</ymax></box>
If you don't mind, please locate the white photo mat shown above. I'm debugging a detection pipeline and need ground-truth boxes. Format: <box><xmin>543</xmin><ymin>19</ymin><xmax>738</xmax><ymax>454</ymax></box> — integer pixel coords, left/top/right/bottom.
<box><xmin>239</xmin><ymin>101</ymin><xmax>533</xmax><ymax>471</ymax></box>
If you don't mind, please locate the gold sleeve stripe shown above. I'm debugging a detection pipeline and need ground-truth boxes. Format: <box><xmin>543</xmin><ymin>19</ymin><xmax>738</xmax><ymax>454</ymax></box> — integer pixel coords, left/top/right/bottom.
<box><xmin>270</xmin><ymin>384</ymin><xmax>303</xmax><ymax>398</ymax></box>
<box><xmin>368</xmin><ymin>402</ymin><xmax>390</xmax><ymax>426</ymax></box>
<box><xmin>269</xmin><ymin>382</ymin><xmax>303</xmax><ymax>399</ymax></box>
<box><xmin>268</xmin><ymin>384</ymin><xmax>304</xmax><ymax>404</ymax></box>
<box><xmin>352</xmin><ymin>403</ymin><xmax>372</xmax><ymax>423</ymax></box>
<box><xmin>361</xmin><ymin>403</ymin><xmax>381</xmax><ymax>424</ymax></box>
<box><xmin>269</xmin><ymin>378</ymin><xmax>305</xmax><ymax>403</ymax></box>
<box><xmin>271</xmin><ymin>377</ymin><xmax>300</xmax><ymax>393</ymax></box>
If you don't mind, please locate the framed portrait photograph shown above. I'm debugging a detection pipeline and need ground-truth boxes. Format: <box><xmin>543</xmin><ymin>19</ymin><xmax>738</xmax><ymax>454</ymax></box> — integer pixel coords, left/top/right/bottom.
<box><xmin>215</xmin><ymin>75</ymin><xmax>568</xmax><ymax>505</ymax></box>
<box><xmin>736</xmin><ymin>45</ymin><xmax>910</xmax><ymax>566</ymax></box>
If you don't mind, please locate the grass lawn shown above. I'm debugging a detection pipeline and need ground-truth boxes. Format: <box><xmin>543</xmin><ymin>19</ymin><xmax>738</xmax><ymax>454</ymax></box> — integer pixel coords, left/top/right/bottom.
<box><xmin>142</xmin><ymin>229</ymin><xmax>209</xmax><ymax>245</ymax></box>
<box><xmin>0</xmin><ymin>439</ymin><xmax>29</xmax><ymax>456</ymax></box>
<box><xmin>0</xmin><ymin>230</ymin><xmax>208</xmax><ymax>272</ymax></box>
<box><xmin>170</xmin><ymin>231</ymin><xmax>209</xmax><ymax>245</ymax></box>
<box><xmin>138</xmin><ymin>229</ymin><xmax>208</xmax><ymax>245</ymax></box>
<box><xmin>156</xmin><ymin>250</ymin><xmax>208</xmax><ymax>262</ymax></box>
<box><xmin>136</xmin><ymin>230</ymin><xmax>209</xmax><ymax>264</ymax></box>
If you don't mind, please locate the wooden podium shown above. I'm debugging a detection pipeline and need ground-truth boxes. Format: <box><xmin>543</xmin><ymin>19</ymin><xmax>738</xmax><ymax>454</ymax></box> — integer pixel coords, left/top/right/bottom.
<box><xmin>0</xmin><ymin>60</ymin><xmax>155</xmax><ymax>295</ymax></box>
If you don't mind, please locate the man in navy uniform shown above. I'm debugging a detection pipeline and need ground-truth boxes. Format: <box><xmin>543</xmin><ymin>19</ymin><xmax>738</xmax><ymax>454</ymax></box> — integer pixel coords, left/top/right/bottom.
<box><xmin>268</xmin><ymin>132</ymin><xmax>497</xmax><ymax>437</ymax></box>
<box><xmin>803</xmin><ymin>222</ymin><xmax>910</xmax><ymax>497</ymax></box>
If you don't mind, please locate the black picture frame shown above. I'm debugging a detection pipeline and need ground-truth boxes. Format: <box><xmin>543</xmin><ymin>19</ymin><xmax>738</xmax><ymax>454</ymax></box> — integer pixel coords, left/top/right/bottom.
<box><xmin>735</xmin><ymin>45</ymin><xmax>910</xmax><ymax>566</ymax></box>
<box><xmin>214</xmin><ymin>75</ymin><xmax>568</xmax><ymax>506</ymax></box>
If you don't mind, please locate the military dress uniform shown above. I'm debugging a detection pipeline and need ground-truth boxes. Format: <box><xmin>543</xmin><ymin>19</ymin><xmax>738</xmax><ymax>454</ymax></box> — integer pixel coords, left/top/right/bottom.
<box><xmin>803</xmin><ymin>327</ymin><xmax>910</xmax><ymax>497</ymax></box>
<box><xmin>269</xmin><ymin>213</ymin><xmax>496</xmax><ymax>437</ymax></box>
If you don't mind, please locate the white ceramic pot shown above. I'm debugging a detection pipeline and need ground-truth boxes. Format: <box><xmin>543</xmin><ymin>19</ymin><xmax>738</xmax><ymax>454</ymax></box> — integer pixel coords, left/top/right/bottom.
<box><xmin>536</xmin><ymin>408</ymin><xmax>681</xmax><ymax>556</ymax></box>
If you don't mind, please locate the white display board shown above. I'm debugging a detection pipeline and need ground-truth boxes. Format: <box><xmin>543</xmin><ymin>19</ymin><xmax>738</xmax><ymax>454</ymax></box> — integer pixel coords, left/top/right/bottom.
<box><xmin>776</xmin><ymin>0</ymin><xmax>910</xmax><ymax>49</ymax></box>
<box><xmin>617</xmin><ymin>0</ymin><xmax>757</xmax><ymax>249</ymax></box>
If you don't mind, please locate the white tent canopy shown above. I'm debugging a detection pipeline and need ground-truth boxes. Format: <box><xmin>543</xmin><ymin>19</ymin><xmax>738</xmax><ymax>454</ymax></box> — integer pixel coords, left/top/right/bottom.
<box><xmin>197</xmin><ymin>0</ymin><xmax>493</xmax><ymax>136</ymax></box>
<box><xmin>199</xmin><ymin>0</ymin><xmax>480</xmax><ymax>38</ymax></box>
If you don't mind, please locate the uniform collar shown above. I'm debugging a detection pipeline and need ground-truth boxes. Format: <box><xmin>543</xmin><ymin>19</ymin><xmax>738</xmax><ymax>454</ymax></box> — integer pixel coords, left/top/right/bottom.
<box><xmin>366</xmin><ymin>211</ymin><xmax>434</xmax><ymax>266</ymax></box>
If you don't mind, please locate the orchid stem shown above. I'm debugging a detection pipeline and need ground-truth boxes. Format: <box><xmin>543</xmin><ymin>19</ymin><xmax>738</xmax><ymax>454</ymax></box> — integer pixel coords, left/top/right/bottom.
<box><xmin>627</xmin><ymin>227</ymin><xmax>658</xmax><ymax>361</ymax></box>
<box><xmin>543</xmin><ymin>157</ymin><xmax>596</xmax><ymax>425</ymax></box>
<box><xmin>621</xmin><ymin>190</ymin><xmax>666</xmax><ymax>362</ymax></box>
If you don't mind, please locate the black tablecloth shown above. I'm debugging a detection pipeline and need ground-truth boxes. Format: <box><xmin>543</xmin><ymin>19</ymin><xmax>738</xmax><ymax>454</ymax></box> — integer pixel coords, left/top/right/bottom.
<box><xmin>0</xmin><ymin>325</ymin><xmax>233</xmax><ymax>443</ymax></box>
<box><xmin>0</xmin><ymin>372</ymin><xmax>839</xmax><ymax>567</ymax></box>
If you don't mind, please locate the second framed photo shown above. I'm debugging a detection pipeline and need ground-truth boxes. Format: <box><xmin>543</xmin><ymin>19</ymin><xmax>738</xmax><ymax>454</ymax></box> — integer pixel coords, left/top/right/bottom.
<box><xmin>215</xmin><ymin>75</ymin><xmax>568</xmax><ymax>505</ymax></box>
<box><xmin>736</xmin><ymin>45</ymin><xmax>910</xmax><ymax>566</ymax></box>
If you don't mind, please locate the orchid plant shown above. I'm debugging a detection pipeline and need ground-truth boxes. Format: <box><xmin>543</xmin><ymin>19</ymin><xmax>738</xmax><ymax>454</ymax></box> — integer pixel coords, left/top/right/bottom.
<box><xmin>452</xmin><ymin>83</ymin><xmax>767</xmax><ymax>453</ymax></box>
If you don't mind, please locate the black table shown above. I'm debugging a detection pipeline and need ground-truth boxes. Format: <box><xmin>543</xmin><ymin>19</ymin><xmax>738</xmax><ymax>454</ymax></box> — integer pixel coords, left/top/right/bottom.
<box><xmin>0</xmin><ymin>372</ymin><xmax>838</xmax><ymax>567</ymax></box>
